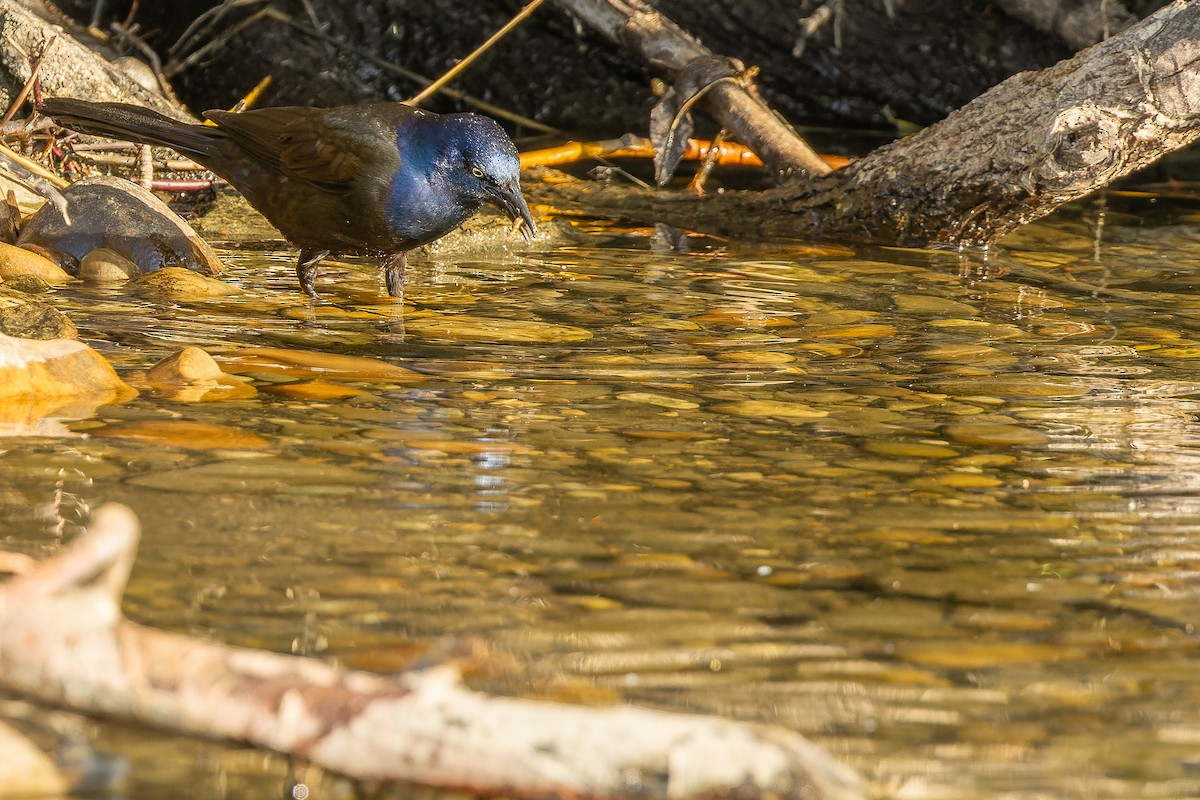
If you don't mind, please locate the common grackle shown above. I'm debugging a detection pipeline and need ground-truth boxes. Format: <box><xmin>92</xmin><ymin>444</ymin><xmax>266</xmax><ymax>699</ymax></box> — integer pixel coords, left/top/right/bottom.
<box><xmin>40</xmin><ymin>98</ymin><xmax>537</xmax><ymax>297</ymax></box>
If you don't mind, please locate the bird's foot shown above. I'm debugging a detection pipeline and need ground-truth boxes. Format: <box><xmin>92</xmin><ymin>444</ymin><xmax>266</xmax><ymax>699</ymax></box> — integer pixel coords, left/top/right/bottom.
<box><xmin>297</xmin><ymin>248</ymin><xmax>330</xmax><ymax>298</ymax></box>
<box><xmin>384</xmin><ymin>252</ymin><xmax>407</xmax><ymax>298</ymax></box>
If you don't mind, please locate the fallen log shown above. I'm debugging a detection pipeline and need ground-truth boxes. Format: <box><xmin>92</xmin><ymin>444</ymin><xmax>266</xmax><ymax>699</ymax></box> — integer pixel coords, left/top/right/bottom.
<box><xmin>550</xmin><ymin>0</ymin><xmax>831</xmax><ymax>181</ymax></box>
<box><xmin>0</xmin><ymin>504</ymin><xmax>864</xmax><ymax>800</ymax></box>
<box><xmin>542</xmin><ymin>0</ymin><xmax>1200</xmax><ymax>247</ymax></box>
<box><xmin>0</xmin><ymin>0</ymin><xmax>185</xmax><ymax>120</ymax></box>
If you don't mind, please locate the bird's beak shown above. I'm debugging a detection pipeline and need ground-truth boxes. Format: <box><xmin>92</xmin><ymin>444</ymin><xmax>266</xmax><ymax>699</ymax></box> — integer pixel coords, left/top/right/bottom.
<box><xmin>491</xmin><ymin>182</ymin><xmax>537</xmax><ymax>243</ymax></box>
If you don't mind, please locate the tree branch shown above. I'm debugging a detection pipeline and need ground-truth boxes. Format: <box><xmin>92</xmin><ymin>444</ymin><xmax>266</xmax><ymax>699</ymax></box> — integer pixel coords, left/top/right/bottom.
<box><xmin>0</xmin><ymin>504</ymin><xmax>864</xmax><ymax>800</ymax></box>
<box><xmin>535</xmin><ymin>0</ymin><xmax>1200</xmax><ymax>247</ymax></box>
<box><xmin>551</xmin><ymin>0</ymin><xmax>831</xmax><ymax>180</ymax></box>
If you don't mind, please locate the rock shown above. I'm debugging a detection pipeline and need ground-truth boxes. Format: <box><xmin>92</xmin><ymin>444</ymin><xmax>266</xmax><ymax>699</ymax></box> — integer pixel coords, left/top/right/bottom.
<box><xmin>261</xmin><ymin>379</ymin><xmax>368</xmax><ymax>400</ymax></box>
<box><xmin>711</xmin><ymin>399</ymin><xmax>828</xmax><ymax>419</ymax></box>
<box><xmin>16</xmin><ymin>243</ymin><xmax>78</xmax><ymax>273</ymax></box>
<box><xmin>92</xmin><ymin>420</ymin><xmax>269</xmax><ymax>450</ymax></box>
<box><xmin>17</xmin><ymin>176</ymin><xmax>223</xmax><ymax>275</ymax></box>
<box><xmin>0</xmin><ymin>333</ymin><xmax>136</xmax><ymax>434</ymax></box>
<box><xmin>132</xmin><ymin>346</ymin><xmax>256</xmax><ymax>402</ymax></box>
<box><xmin>79</xmin><ymin>247</ymin><xmax>140</xmax><ymax>283</ymax></box>
<box><xmin>0</xmin><ymin>304</ymin><xmax>78</xmax><ymax>340</ymax></box>
<box><xmin>0</xmin><ymin>333</ymin><xmax>133</xmax><ymax>399</ymax></box>
<box><xmin>147</xmin><ymin>346</ymin><xmax>224</xmax><ymax>383</ymax></box>
<box><xmin>219</xmin><ymin>347</ymin><xmax>424</xmax><ymax>383</ymax></box>
<box><xmin>2</xmin><ymin>275</ymin><xmax>53</xmax><ymax>294</ymax></box>
<box><xmin>0</xmin><ymin>242</ymin><xmax>72</xmax><ymax>284</ymax></box>
<box><xmin>131</xmin><ymin>267</ymin><xmax>239</xmax><ymax>299</ymax></box>
<box><xmin>404</xmin><ymin>314</ymin><xmax>593</xmax><ymax>343</ymax></box>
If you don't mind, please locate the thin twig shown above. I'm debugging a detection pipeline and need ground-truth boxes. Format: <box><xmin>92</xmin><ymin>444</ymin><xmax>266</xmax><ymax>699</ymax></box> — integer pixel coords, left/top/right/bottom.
<box><xmin>168</xmin><ymin>0</ymin><xmax>267</xmax><ymax>62</ymax></box>
<box><xmin>408</xmin><ymin>0</ymin><xmax>547</xmax><ymax>106</ymax></box>
<box><xmin>1</xmin><ymin>36</ymin><xmax>56</xmax><ymax>128</ymax></box>
<box><xmin>166</xmin><ymin>6</ymin><xmax>275</xmax><ymax>79</ymax></box>
<box><xmin>109</xmin><ymin>23</ymin><xmax>182</xmax><ymax>104</ymax></box>
<box><xmin>263</xmin><ymin>8</ymin><xmax>556</xmax><ymax>133</ymax></box>
<box><xmin>0</xmin><ymin>142</ymin><xmax>68</xmax><ymax>189</ymax></box>
<box><xmin>687</xmin><ymin>128</ymin><xmax>726</xmax><ymax>194</ymax></box>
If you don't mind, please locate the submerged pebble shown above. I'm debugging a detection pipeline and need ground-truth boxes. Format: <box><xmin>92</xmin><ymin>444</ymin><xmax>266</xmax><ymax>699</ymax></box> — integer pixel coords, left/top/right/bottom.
<box><xmin>93</xmin><ymin>420</ymin><xmax>270</xmax><ymax>450</ymax></box>
<box><xmin>405</xmin><ymin>314</ymin><xmax>592</xmax><ymax>343</ymax></box>
<box><xmin>79</xmin><ymin>247</ymin><xmax>140</xmax><ymax>283</ymax></box>
<box><xmin>132</xmin><ymin>267</ymin><xmax>240</xmax><ymax>299</ymax></box>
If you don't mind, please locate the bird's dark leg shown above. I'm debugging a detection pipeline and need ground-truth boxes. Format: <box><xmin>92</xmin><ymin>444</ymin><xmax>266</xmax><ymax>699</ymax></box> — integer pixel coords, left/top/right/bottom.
<box><xmin>296</xmin><ymin>248</ymin><xmax>329</xmax><ymax>297</ymax></box>
<box><xmin>384</xmin><ymin>252</ymin><xmax>407</xmax><ymax>298</ymax></box>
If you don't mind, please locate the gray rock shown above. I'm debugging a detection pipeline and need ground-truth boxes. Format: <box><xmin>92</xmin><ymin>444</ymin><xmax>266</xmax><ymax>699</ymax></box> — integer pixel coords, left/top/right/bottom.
<box><xmin>18</xmin><ymin>176</ymin><xmax>223</xmax><ymax>276</ymax></box>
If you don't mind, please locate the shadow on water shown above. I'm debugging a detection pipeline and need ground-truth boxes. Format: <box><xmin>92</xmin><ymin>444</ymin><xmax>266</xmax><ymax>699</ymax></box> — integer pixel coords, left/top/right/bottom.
<box><xmin>5</xmin><ymin>196</ymin><xmax>1200</xmax><ymax>798</ymax></box>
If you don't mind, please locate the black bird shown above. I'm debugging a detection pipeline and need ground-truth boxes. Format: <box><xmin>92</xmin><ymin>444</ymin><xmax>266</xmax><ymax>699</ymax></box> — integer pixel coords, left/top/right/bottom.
<box><xmin>40</xmin><ymin>98</ymin><xmax>537</xmax><ymax>297</ymax></box>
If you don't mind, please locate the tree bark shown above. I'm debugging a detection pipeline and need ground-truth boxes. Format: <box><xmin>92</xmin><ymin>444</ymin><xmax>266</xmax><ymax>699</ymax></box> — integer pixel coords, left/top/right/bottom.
<box><xmin>0</xmin><ymin>0</ymin><xmax>185</xmax><ymax>121</ymax></box>
<box><xmin>0</xmin><ymin>504</ymin><xmax>864</xmax><ymax>800</ymax></box>
<box><xmin>535</xmin><ymin>0</ymin><xmax>1200</xmax><ymax>247</ymax></box>
<box><xmin>551</xmin><ymin>0</ymin><xmax>829</xmax><ymax>179</ymax></box>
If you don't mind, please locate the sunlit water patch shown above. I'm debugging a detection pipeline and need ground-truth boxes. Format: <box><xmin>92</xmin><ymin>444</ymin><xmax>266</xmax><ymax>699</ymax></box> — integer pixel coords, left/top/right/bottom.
<box><xmin>4</xmin><ymin>202</ymin><xmax>1200</xmax><ymax>798</ymax></box>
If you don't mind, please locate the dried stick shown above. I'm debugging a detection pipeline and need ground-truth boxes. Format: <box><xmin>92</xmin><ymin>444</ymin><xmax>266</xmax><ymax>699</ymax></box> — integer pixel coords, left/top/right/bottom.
<box><xmin>0</xmin><ymin>35</ymin><xmax>55</xmax><ymax>127</ymax></box>
<box><xmin>552</xmin><ymin>0</ymin><xmax>830</xmax><ymax>179</ymax></box>
<box><xmin>0</xmin><ymin>504</ymin><xmax>863</xmax><ymax>800</ymax></box>
<box><xmin>408</xmin><ymin>0</ymin><xmax>548</xmax><ymax>106</ymax></box>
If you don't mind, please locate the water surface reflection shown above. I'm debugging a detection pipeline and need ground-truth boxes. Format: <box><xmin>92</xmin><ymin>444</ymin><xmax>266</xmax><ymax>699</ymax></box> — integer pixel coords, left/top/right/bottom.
<box><xmin>3</xmin><ymin>202</ymin><xmax>1200</xmax><ymax>798</ymax></box>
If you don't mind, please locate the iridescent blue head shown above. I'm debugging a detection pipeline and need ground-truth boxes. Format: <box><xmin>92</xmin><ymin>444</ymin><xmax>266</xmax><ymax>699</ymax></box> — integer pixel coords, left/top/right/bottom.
<box><xmin>423</xmin><ymin>112</ymin><xmax>536</xmax><ymax>242</ymax></box>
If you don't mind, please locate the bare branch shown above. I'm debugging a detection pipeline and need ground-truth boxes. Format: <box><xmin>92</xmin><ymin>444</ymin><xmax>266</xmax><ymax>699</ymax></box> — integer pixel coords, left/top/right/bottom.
<box><xmin>0</xmin><ymin>504</ymin><xmax>864</xmax><ymax>800</ymax></box>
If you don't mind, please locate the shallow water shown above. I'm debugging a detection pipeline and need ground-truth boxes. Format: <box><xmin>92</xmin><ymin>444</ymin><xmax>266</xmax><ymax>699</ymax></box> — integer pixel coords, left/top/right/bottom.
<box><xmin>5</xmin><ymin>197</ymin><xmax>1200</xmax><ymax>799</ymax></box>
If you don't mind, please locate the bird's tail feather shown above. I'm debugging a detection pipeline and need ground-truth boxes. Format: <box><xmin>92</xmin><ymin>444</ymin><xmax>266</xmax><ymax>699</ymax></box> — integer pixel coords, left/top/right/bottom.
<box><xmin>39</xmin><ymin>98</ymin><xmax>222</xmax><ymax>159</ymax></box>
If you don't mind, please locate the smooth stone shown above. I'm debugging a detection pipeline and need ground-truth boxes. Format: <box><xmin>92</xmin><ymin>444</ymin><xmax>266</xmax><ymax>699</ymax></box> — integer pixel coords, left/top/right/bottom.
<box><xmin>79</xmin><ymin>247</ymin><xmax>140</xmax><ymax>283</ymax></box>
<box><xmin>404</xmin><ymin>314</ymin><xmax>592</xmax><ymax>343</ymax></box>
<box><xmin>126</xmin><ymin>457</ymin><xmax>372</xmax><ymax>493</ymax></box>
<box><xmin>0</xmin><ymin>304</ymin><xmax>77</xmax><ymax>340</ymax></box>
<box><xmin>93</xmin><ymin>420</ymin><xmax>269</xmax><ymax>450</ymax></box>
<box><xmin>131</xmin><ymin>267</ymin><xmax>239</xmax><ymax>299</ymax></box>
<box><xmin>862</xmin><ymin>440</ymin><xmax>959</xmax><ymax>459</ymax></box>
<box><xmin>919</xmin><ymin>344</ymin><xmax>1017</xmax><ymax>366</ymax></box>
<box><xmin>147</xmin><ymin>347</ymin><xmax>224</xmax><ymax>383</ymax></box>
<box><xmin>262</xmin><ymin>379</ymin><xmax>369</xmax><ymax>400</ymax></box>
<box><xmin>893</xmin><ymin>294</ymin><xmax>980</xmax><ymax>316</ymax></box>
<box><xmin>711</xmin><ymin>399</ymin><xmax>828</xmax><ymax>419</ymax></box>
<box><xmin>0</xmin><ymin>332</ymin><xmax>133</xmax><ymax>400</ymax></box>
<box><xmin>804</xmin><ymin>309</ymin><xmax>879</xmax><ymax>325</ymax></box>
<box><xmin>17</xmin><ymin>176</ymin><xmax>223</xmax><ymax>275</ymax></box>
<box><xmin>925</xmin><ymin>375</ymin><xmax>1090</xmax><ymax>399</ymax></box>
<box><xmin>712</xmin><ymin>350</ymin><xmax>796</xmax><ymax>364</ymax></box>
<box><xmin>616</xmin><ymin>392</ymin><xmax>699</xmax><ymax>410</ymax></box>
<box><xmin>809</xmin><ymin>323</ymin><xmax>897</xmax><ymax>339</ymax></box>
<box><xmin>3</xmin><ymin>275</ymin><xmax>52</xmax><ymax>294</ymax></box>
<box><xmin>0</xmin><ymin>333</ymin><xmax>136</xmax><ymax>431</ymax></box>
<box><xmin>942</xmin><ymin>421</ymin><xmax>1050</xmax><ymax>446</ymax></box>
<box><xmin>0</xmin><ymin>242</ymin><xmax>71</xmax><ymax>284</ymax></box>
<box><xmin>134</xmin><ymin>346</ymin><xmax>256</xmax><ymax>402</ymax></box>
<box><xmin>911</xmin><ymin>473</ymin><xmax>1004</xmax><ymax>488</ymax></box>
<box><xmin>220</xmin><ymin>347</ymin><xmax>423</xmax><ymax>383</ymax></box>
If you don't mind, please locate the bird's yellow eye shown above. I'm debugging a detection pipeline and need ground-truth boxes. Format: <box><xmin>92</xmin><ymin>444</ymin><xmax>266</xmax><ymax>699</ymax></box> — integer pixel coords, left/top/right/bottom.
<box><xmin>471</xmin><ymin>167</ymin><xmax>485</xmax><ymax>179</ymax></box>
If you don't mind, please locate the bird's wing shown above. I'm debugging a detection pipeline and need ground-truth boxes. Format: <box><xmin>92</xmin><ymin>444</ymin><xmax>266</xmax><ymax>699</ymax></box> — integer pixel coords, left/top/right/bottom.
<box><xmin>204</xmin><ymin>106</ymin><xmax>397</xmax><ymax>190</ymax></box>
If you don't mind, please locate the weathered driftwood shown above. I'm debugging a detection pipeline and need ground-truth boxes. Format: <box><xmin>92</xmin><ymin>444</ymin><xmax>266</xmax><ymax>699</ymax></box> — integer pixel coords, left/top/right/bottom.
<box><xmin>0</xmin><ymin>505</ymin><xmax>864</xmax><ymax>800</ymax></box>
<box><xmin>538</xmin><ymin>0</ymin><xmax>1200</xmax><ymax>248</ymax></box>
<box><xmin>0</xmin><ymin>0</ymin><xmax>184</xmax><ymax>120</ymax></box>
<box><xmin>551</xmin><ymin>0</ymin><xmax>831</xmax><ymax>180</ymax></box>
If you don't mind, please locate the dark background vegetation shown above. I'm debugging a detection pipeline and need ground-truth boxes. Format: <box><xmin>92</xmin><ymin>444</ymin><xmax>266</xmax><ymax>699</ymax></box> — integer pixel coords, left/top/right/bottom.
<box><xmin>55</xmin><ymin>0</ymin><xmax>1174</xmax><ymax>138</ymax></box>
